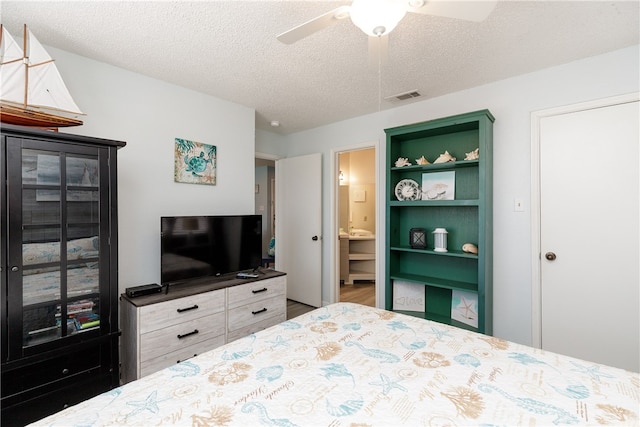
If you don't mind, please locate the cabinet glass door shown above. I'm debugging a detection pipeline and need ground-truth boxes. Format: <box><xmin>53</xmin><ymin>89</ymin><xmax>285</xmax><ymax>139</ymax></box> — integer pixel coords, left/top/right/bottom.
<box><xmin>20</xmin><ymin>147</ymin><xmax>101</xmax><ymax>347</ymax></box>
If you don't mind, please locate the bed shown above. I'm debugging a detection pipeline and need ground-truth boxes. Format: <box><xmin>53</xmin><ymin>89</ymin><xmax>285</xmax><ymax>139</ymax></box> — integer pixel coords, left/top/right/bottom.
<box><xmin>30</xmin><ymin>302</ymin><xmax>639</xmax><ymax>426</ymax></box>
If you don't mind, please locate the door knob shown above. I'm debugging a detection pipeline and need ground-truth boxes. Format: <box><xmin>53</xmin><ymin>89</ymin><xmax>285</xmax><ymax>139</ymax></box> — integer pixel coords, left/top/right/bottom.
<box><xmin>312</xmin><ymin>235</ymin><xmax>319</xmax><ymax>241</ymax></box>
<box><xmin>545</xmin><ymin>252</ymin><xmax>557</xmax><ymax>261</ymax></box>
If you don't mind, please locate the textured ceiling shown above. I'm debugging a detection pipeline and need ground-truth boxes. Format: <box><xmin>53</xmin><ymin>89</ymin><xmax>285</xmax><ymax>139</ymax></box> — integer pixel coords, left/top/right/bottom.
<box><xmin>1</xmin><ymin>1</ymin><xmax>638</xmax><ymax>134</ymax></box>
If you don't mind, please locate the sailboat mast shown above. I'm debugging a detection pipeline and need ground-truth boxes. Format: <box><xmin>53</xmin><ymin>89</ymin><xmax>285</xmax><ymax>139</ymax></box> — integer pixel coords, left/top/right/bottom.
<box><xmin>22</xmin><ymin>24</ymin><xmax>28</xmax><ymax>108</ymax></box>
<box><xmin>0</xmin><ymin>24</ymin><xmax>84</xmax><ymax>127</ymax></box>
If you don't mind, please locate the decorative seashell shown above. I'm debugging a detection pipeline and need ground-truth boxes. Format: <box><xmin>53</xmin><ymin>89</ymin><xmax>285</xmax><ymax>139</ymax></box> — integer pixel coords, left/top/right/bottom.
<box><xmin>415</xmin><ymin>155</ymin><xmax>430</xmax><ymax>165</ymax></box>
<box><xmin>395</xmin><ymin>157</ymin><xmax>411</xmax><ymax>167</ymax></box>
<box><xmin>433</xmin><ymin>150</ymin><xmax>456</xmax><ymax>164</ymax></box>
<box><xmin>424</xmin><ymin>183</ymin><xmax>448</xmax><ymax>200</ymax></box>
<box><xmin>464</xmin><ymin>148</ymin><xmax>479</xmax><ymax>160</ymax></box>
<box><xmin>454</xmin><ymin>353</ymin><xmax>481</xmax><ymax>368</ymax></box>
<box><xmin>462</xmin><ymin>243</ymin><xmax>478</xmax><ymax>254</ymax></box>
<box><xmin>256</xmin><ymin>365</ymin><xmax>284</xmax><ymax>382</ymax></box>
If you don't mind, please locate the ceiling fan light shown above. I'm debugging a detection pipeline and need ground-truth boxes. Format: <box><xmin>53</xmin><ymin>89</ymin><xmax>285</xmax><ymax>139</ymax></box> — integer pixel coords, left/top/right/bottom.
<box><xmin>350</xmin><ymin>0</ymin><xmax>407</xmax><ymax>37</ymax></box>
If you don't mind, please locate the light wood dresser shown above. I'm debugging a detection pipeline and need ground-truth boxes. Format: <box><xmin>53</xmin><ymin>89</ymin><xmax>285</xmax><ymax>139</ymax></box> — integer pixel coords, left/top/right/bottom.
<box><xmin>120</xmin><ymin>270</ymin><xmax>286</xmax><ymax>383</ymax></box>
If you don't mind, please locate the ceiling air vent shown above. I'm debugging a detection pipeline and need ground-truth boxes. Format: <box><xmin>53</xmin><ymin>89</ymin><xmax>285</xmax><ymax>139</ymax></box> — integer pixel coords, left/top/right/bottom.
<box><xmin>384</xmin><ymin>90</ymin><xmax>422</xmax><ymax>102</ymax></box>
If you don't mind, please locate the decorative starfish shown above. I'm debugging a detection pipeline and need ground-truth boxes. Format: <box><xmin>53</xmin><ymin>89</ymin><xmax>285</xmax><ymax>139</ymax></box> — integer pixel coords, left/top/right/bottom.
<box><xmin>268</xmin><ymin>335</ymin><xmax>289</xmax><ymax>349</ymax></box>
<box><xmin>570</xmin><ymin>361</ymin><xmax>615</xmax><ymax>382</ymax></box>
<box><xmin>370</xmin><ymin>373</ymin><xmax>407</xmax><ymax>395</ymax></box>
<box><xmin>126</xmin><ymin>391</ymin><xmax>164</xmax><ymax>417</ymax></box>
<box><xmin>459</xmin><ymin>296</ymin><xmax>476</xmax><ymax>319</ymax></box>
<box><xmin>430</xmin><ymin>326</ymin><xmax>453</xmax><ymax>340</ymax></box>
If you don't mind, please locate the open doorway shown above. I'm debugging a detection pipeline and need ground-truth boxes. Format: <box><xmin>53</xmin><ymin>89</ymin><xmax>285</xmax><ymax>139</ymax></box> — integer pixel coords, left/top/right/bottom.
<box><xmin>337</xmin><ymin>148</ymin><xmax>376</xmax><ymax>307</ymax></box>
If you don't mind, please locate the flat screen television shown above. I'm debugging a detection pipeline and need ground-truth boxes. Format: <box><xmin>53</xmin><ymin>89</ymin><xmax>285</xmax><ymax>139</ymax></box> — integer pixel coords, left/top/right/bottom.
<box><xmin>161</xmin><ymin>215</ymin><xmax>262</xmax><ymax>285</ymax></box>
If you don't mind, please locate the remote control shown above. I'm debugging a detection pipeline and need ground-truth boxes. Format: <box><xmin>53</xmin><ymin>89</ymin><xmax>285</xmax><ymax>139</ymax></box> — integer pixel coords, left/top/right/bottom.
<box><xmin>236</xmin><ymin>272</ymin><xmax>259</xmax><ymax>279</ymax></box>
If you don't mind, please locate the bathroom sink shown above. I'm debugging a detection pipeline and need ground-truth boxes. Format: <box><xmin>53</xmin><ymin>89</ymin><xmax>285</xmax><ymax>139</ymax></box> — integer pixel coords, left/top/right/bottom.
<box><xmin>350</xmin><ymin>229</ymin><xmax>374</xmax><ymax>237</ymax></box>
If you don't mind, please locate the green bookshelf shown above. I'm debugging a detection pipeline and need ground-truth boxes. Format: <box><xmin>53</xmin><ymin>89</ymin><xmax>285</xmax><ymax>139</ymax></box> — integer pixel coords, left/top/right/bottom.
<box><xmin>385</xmin><ymin>110</ymin><xmax>494</xmax><ymax>335</ymax></box>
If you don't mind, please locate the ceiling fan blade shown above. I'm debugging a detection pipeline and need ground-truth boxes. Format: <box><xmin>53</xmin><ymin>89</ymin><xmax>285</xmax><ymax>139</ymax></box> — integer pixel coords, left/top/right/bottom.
<box><xmin>276</xmin><ymin>5</ymin><xmax>351</xmax><ymax>44</ymax></box>
<box><xmin>408</xmin><ymin>0</ymin><xmax>497</xmax><ymax>22</ymax></box>
<box><xmin>368</xmin><ymin>35</ymin><xmax>389</xmax><ymax>67</ymax></box>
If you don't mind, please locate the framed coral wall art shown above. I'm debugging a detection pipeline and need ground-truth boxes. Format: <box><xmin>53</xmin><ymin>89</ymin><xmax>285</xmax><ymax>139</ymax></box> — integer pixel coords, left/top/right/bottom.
<box><xmin>174</xmin><ymin>138</ymin><xmax>217</xmax><ymax>185</ymax></box>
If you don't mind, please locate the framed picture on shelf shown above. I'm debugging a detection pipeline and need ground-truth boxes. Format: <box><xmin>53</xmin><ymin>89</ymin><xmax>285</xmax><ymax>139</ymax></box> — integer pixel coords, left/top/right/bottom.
<box><xmin>451</xmin><ymin>290</ymin><xmax>478</xmax><ymax>328</ymax></box>
<box><xmin>392</xmin><ymin>280</ymin><xmax>425</xmax><ymax>312</ymax></box>
<box><xmin>422</xmin><ymin>171</ymin><xmax>455</xmax><ymax>200</ymax></box>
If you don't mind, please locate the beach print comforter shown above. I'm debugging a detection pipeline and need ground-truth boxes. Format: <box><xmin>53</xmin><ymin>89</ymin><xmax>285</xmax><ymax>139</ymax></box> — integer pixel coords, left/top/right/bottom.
<box><xmin>32</xmin><ymin>302</ymin><xmax>639</xmax><ymax>426</ymax></box>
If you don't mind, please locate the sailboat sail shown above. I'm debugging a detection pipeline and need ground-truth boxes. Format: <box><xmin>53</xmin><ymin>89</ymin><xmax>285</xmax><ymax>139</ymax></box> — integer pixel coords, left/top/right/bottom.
<box><xmin>0</xmin><ymin>25</ymin><xmax>25</xmax><ymax>105</ymax></box>
<box><xmin>0</xmin><ymin>24</ymin><xmax>84</xmax><ymax>127</ymax></box>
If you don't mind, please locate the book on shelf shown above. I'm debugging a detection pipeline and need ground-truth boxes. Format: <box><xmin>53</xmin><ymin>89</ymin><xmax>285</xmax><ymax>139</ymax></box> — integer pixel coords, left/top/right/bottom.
<box><xmin>73</xmin><ymin>312</ymin><xmax>100</xmax><ymax>330</ymax></box>
<box><xmin>77</xmin><ymin>320</ymin><xmax>100</xmax><ymax>329</ymax></box>
<box><xmin>55</xmin><ymin>300</ymin><xmax>96</xmax><ymax>317</ymax></box>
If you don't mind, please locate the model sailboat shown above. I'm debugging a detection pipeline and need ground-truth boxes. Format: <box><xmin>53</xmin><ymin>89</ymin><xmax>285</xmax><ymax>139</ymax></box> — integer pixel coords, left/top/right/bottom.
<box><xmin>0</xmin><ymin>24</ymin><xmax>84</xmax><ymax>128</ymax></box>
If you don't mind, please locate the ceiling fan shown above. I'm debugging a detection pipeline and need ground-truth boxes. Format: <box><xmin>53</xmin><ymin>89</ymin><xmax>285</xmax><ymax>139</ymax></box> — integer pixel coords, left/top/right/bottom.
<box><xmin>277</xmin><ymin>0</ymin><xmax>497</xmax><ymax>63</ymax></box>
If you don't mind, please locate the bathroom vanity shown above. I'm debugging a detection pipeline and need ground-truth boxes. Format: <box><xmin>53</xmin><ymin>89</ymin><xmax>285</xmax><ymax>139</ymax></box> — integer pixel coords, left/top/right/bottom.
<box><xmin>340</xmin><ymin>232</ymin><xmax>375</xmax><ymax>284</ymax></box>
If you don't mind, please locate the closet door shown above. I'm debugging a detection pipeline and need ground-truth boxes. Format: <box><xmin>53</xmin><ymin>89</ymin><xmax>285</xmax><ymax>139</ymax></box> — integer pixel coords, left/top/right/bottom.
<box><xmin>539</xmin><ymin>100</ymin><xmax>639</xmax><ymax>372</ymax></box>
<box><xmin>5</xmin><ymin>136</ymin><xmax>109</xmax><ymax>359</ymax></box>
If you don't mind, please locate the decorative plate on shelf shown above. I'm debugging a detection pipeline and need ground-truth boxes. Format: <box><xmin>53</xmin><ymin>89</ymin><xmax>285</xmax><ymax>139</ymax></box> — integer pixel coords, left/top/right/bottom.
<box><xmin>394</xmin><ymin>179</ymin><xmax>421</xmax><ymax>201</ymax></box>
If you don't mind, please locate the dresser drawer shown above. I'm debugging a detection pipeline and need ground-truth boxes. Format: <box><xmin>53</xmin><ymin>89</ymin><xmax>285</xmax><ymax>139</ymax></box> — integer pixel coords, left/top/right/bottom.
<box><xmin>140</xmin><ymin>335</ymin><xmax>226</xmax><ymax>378</ymax></box>
<box><xmin>227</xmin><ymin>312</ymin><xmax>286</xmax><ymax>343</ymax></box>
<box><xmin>227</xmin><ymin>276</ymin><xmax>286</xmax><ymax>309</ymax></box>
<box><xmin>228</xmin><ymin>295</ymin><xmax>286</xmax><ymax>333</ymax></box>
<box><xmin>139</xmin><ymin>289</ymin><xmax>225</xmax><ymax>334</ymax></box>
<box><xmin>140</xmin><ymin>311</ymin><xmax>226</xmax><ymax>362</ymax></box>
<box><xmin>1</xmin><ymin>345</ymin><xmax>102</xmax><ymax>397</ymax></box>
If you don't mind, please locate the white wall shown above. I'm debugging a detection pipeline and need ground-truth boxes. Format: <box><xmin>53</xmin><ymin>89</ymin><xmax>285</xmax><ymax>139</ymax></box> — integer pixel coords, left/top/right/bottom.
<box><xmin>256</xmin><ymin>128</ymin><xmax>287</xmax><ymax>158</ymax></box>
<box><xmin>46</xmin><ymin>43</ymin><xmax>638</xmax><ymax>348</ymax></box>
<box><xmin>278</xmin><ymin>45</ymin><xmax>640</xmax><ymax>347</ymax></box>
<box><xmin>48</xmin><ymin>47</ymin><xmax>256</xmax><ymax>292</ymax></box>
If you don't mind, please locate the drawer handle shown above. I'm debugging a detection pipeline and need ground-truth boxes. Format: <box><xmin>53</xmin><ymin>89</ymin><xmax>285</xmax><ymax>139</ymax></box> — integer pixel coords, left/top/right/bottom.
<box><xmin>177</xmin><ymin>304</ymin><xmax>199</xmax><ymax>313</ymax></box>
<box><xmin>177</xmin><ymin>329</ymin><xmax>199</xmax><ymax>339</ymax></box>
<box><xmin>177</xmin><ymin>354</ymin><xmax>197</xmax><ymax>363</ymax></box>
<box><xmin>252</xmin><ymin>288</ymin><xmax>268</xmax><ymax>294</ymax></box>
<box><xmin>252</xmin><ymin>308</ymin><xmax>267</xmax><ymax>315</ymax></box>
<box><xmin>62</xmin><ymin>368</ymin><xmax>70</xmax><ymax>375</ymax></box>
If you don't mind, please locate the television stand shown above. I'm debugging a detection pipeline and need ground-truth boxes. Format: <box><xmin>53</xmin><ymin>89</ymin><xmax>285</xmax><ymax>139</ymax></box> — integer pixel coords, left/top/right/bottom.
<box><xmin>120</xmin><ymin>270</ymin><xmax>286</xmax><ymax>382</ymax></box>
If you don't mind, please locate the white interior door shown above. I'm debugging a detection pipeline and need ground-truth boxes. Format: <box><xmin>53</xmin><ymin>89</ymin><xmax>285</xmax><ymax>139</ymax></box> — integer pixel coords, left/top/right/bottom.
<box><xmin>538</xmin><ymin>99</ymin><xmax>639</xmax><ymax>372</ymax></box>
<box><xmin>276</xmin><ymin>153</ymin><xmax>322</xmax><ymax>307</ymax></box>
